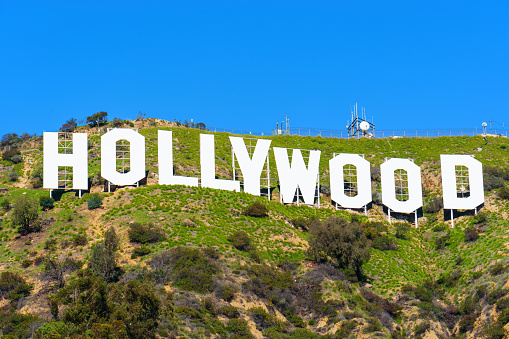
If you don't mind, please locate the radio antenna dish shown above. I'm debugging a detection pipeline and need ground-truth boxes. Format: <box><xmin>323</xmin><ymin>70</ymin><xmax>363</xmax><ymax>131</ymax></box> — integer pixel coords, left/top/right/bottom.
<box><xmin>360</xmin><ymin>121</ymin><xmax>370</xmax><ymax>131</ymax></box>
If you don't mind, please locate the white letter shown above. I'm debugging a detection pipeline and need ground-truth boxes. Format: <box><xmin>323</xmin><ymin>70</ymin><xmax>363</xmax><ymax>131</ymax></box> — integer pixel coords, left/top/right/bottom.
<box><xmin>381</xmin><ymin>158</ymin><xmax>423</xmax><ymax>213</ymax></box>
<box><xmin>101</xmin><ymin>129</ymin><xmax>145</xmax><ymax>186</ymax></box>
<box><xmin>43</xmin><ymin>132</ymin><xmax>88</xmax><ymax>190</ymax></box>
<box><xmin>229</xmin><ymin>136</ymin><xmax>271</xmax><ymax>196</ymax></box>
<box><xmin>441</xmin><ymin>155</ymin><xmax>484</xmax><ymax>209</ymax></box>
<box><xmin>330</xmin><ymin>153</ymin><xmax>372</xmax><ymax>209</ymax></box>
<box><xmin>273</xmin><ymin>147</ymin><xmax>320</xmax><ymax>205</ymax></box>
<box><xmin>200</xmin><ymin>134</ymin><xmax>240</xmax><ymax>191</ymax></box>
<box><xmin>158</xmin><ymin>130</ymin><xmax>198</xmax><ymax>186</ymax></box>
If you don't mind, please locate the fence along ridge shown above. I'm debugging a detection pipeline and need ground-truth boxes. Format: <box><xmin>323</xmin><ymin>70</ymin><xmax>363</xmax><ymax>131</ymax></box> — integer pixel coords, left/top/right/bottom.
<box><xmin>1</xmin><ymin>126</ymin><xmax>507</xmax><ymax>153</ymax></box>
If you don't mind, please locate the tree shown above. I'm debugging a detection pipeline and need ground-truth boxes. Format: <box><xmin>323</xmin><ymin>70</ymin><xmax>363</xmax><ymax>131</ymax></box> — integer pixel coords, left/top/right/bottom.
<box><xmin>59</xmin><ymin>118</ymin><xmax>78</xmax><ymax>132</ymax></box>
<box><xmin>308</xmin><ymin>216</ymin><xmax>371</xmax><ymax>280</ymax></box>
<box><xmin>195</xmin><ymin>122</ymin><xmax>206</xmax><ymax>130</ymax></box>
<box><xmin>86</xmin><ymin>111</ymin><xmax>108</xmax><ymax>127</ymax></box>
<box><xmin>89</xmin><ymin>227</ymin><xmax>119</xmax><ymax>282</ymax></box>
<box><xmin>12</xmin><ymin>195</ymin><xmax>40</xmax><ymax>236</ymax></box>
<box><xmin>1</xmin><ymin>133</ymin><xmax>20</xmax><ymax>147</ymax></box>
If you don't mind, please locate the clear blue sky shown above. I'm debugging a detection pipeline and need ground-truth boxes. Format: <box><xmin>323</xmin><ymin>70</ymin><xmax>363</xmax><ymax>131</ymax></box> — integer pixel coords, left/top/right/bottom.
<box><xmin>1</xmin><ymin>1</ymin><xmax>508</xmax><ymax>136</ymax></box>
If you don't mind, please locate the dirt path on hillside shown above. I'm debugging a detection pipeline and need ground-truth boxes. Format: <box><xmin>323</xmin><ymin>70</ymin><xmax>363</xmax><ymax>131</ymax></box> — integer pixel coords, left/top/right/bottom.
<box><xmin>14</xmin><ymin>151</ymin><xmax>37</xmax><ymax>189</ymax></box>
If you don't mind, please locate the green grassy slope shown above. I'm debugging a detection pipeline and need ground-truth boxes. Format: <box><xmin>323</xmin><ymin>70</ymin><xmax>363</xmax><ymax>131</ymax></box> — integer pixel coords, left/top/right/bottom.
<box><xmin>1</xmin><ymin>121</ymin><xmax>509</xmax><ymax>338</ymax></box>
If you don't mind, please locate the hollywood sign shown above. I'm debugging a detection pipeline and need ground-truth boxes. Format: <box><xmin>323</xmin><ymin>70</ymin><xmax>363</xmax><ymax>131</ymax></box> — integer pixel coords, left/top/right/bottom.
<box><xmin>43</xmin><ymin>129</ymin><xmax>484</xmax><ymax>218</ymax></box>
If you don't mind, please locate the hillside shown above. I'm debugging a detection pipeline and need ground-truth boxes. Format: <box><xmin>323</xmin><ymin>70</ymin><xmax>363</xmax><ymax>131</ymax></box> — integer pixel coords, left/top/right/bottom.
<box><xmin>1</xmin><ymin>118</ymin><xmax>509</xmax><ymax>339</ymax></box>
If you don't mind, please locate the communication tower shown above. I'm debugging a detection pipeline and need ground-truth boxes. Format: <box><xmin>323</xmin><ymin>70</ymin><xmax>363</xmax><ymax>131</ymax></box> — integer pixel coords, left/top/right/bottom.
<box><xmin>347</xmin><ymin>103</ymin><xmax>375</xmax><ymax>139</ymax></box>
<box><xmin>272</xmin><ymin>115</ymin><xmax>290</xmax><ymax>136</ymax></box>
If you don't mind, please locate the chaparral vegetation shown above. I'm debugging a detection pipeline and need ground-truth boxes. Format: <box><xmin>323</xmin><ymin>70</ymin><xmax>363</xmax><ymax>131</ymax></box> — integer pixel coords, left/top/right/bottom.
<box><xmin>1</xmin><ymin>115</ymin><xmax>509</xmax><ymax>338</ymax></box>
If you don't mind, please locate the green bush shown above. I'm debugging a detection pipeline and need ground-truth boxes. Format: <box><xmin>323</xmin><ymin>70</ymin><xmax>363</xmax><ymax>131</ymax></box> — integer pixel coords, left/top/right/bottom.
<box><xmin>0</xmin><ymin>271</ymin><xmax>32</xmax><ymax>300</ymax></box>
<box><xmin>8</xmin><ymin>171</ymin><xmax>19</xmax><ymax>182</ymax></box>
<box><xmin>290</xmin><ymin>216</ymin><xmax>319</xmax><ymax>231</ymax></box>
<box><xmin>12</xmin><ymin>195</ymin><xmax>39</xmax><ymax>236</ymax></box>
<box><xmin>464</xmin><ymin>227</ymin><xmax>478</xmax><ymax>242</ymax></box>
<box><xmin>226</xmin><ymin>319</ymin><xmax>254</xmax><ymax>339</ymax></box>
<box><xmin>1</xmin><ymin>310</ymin><xmax>42</xmax><ymax>339</ymax></box>
<box><xmin>228</xmin><ymin>230</ymin><xmax>252</xmax><ymax>252</ymax></box>
<box><xmin>437</xmin><ymin>270</ymin><xmax>462</xmax><ymax>287</ymax></box>
<box><xmin>2</xmin><ymin>149</ymin><xmax>22</xmax><ymax>163</ymax></box>
<box><xmin>128</xmin><ymin>222</ymin><xmax>167</xmax><ymax>244</ymax></box>
<box><xmin>395</xmin><ymin>223</ymin><xmax>410</xmax><ymax>239</ymax></box>
<box><xmin>216</xmin><ymin>283</ymin><xmax>237</xmax><ymax>302</ymax></box>
<box><xmin>249</xmin><ymin>307</ymin><xmax>286</xmax><ymax>332</ymax></box>
<box><xmin>423</xmin><ymin>196</ymin><xmax>443</xmax><ymax>214</ymax></box>
<box><xmin>87</xmin><ymin>194</ymin><xmax>103</xmax><ymax>210</ymax></box>
<box><xmin>498</xmin><ymin>186</ymin><xmax>509</xmax><ymax>200</ymax></box>
<box><xmin>220</xmin><ymin>305</ymin><xmax>240</xmax><ymax>318</ymax></box>
<box><xmin>161</xmin><ymin>247</ymin><xmax>220</xmax><ymax>293</ymax></box>
<box><xmin>72</xmin><ymin>233</ymin><xmax>88</xmax><ymax>247</ymax></box>
<box><xmin>46</xmin><ymin>269</ymin><xmax>160</xmax><ymax>338</ymax></box>
<box><xmin>132</xmin><ymin>245</ymin><xmax>151</xmax><ymax>258</ymax></box>
<box><xmin>39</xmin><ymin>196</ymin><xmax>55</xmax><ymax>210</ymax></box>
<box><xmin>473</xmin><ymin>211</ymin><xmax>488</xmax><ymax>225</ymax></box>
<box><xmin>89</xmin><ymin>227</ymin><xmax>120</xmax><ymax>282</ymax></box>
<box><xmin>435</xmin><ymin>233</ymin><xmax>450</xmax><ymax>250</ymax></box>
<box><xmin>372</xmin><ymin>234</ymin><xmax>398</xmax><ymax>251</ymax></box>
<box><xmin>21</xmin><ymin>259</ymin><xmax>32</xmax><ymax>268</ymax></box>
<box><xmin>308</xmin><ymin>216</ymin><xmax>371</xmax><ymax>280</ymax></box>
<box><xmin>244</xmin><ymin>202</ymin><xmax>268</xmax><ymax>217</ymax></box>
<box><xmin>489</xmin><ymin>262</ymin><xmax>506</xmax><ymax>276</ymax></box>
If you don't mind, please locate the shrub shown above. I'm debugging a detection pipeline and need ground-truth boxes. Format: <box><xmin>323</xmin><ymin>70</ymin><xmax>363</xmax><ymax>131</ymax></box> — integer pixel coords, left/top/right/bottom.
<box><xmin>21</xmin><ymin>259</ymin><xmax>32</xmax><ymax>268</ymax></box>
<box><xmin>44</xmin><ymin>238</ymin><xmax>57</xmax><ymax>250</ymax></box>
<box><xmin>1</xmin><ymin>310</ymin><xmax>41</xmax><ymax>339</ymax></box>
<box><xmin>395</xmin><ymin>223</ymin><xmax>410</xmax><ymax>239</ymax></box>
<box><xmin>473</xmin><ymin>211</ymin><xmax>488</xmax><ymax>225</ymax></box>
<box><xmin>132</xmin><ymin>245</ymin><xmax>151</xmax><ymax>258</ymax></box>
<box><xmin>164</xmin><ymin>247</ymin><xmax>220</xmax><ymax>293</ymax></box>
<box><xmin>437</xmin><ymin>270</ymin><xmax>462</xmax><ymax>287</ymax></box>
<box><xmin>0</xmin><ymin>271</ymin><xmax>31</xmax><ymax>300</ymax></box>
<box><xmin>423</xmin><ymin>196</ymin><xmax>443</xmax><ymax>214</ymax></box>
<box><xmin>89</xmin><ymin>227</ymin><xmax>120</xmax><ymax>282</ymax></box>
<box><xmin>8</xmin><ymin>171</ymin><xmax>19</xmax><ymax>181</ymax></box>
<box><xmin>372</xmin><ymin>191</ymin><xmax>382</xmax><ymax>205</ymax></box>
<box><xmin>484</xmin><ymin>174</ymin><xmax>505</xmax><ymax>191</ymax></box>
<box><xmin>2</xmin><ymin>149</ymin><xmax>21</xmax><ymax>163</ymax></box>
<box><xmin>226</xmin><ymin>319</ymin><xmax>253</xmax><ymax>338</ymax></box>
<box><xmin>307</xmin><ymin>216</ymin><xmax>371</xmax><ymax>280</ymax></box>
<box><xmin>203</xmin><ymin>246</ymin><xmax>221</xmax><ymax>259</ymax></box>
<box><xmin>87</xmin><ymin>194</ymin><xmax>103</xmax><ymax>210</ymax></box>
<box><xmin>435</xmin><ymin>233</ymin><xmax>450</xmax><ymax>250</ymax></box>
<box><xmin>464</xmin><ymin>227</ymin><xmax>478</xmax><ymax>242</ymax></box>
<box><xmin>44</xmin><ymin>255</ymin><xmax>83</xmax><ymax>288</ymax></box>
<box><xmin>46</xmin><ymin>269</ymin><xmax>160</xmax><ymax>338</ymax></box>
<box><xmin>128</xmin><ymin>222</ymin><xmax>166</xmax><ymax>244</ymax></box>
<box><xmin>243</xmin><ymin>264</ymin><xmax>294</xmax><ymax>299</ymax></box>
<box><xmin>220</xmin><ymin>305</ymin><xmax>240</xmax><ymax>318</ymax></box>
<box><xmin>12</xmin><ymin>195</ymin><xmax>39</xmax><ymax>236</ymax></box>
<box><xmin>216</xmin><ymin>283</ymin><xmax>237</xmax><ymax>302</ymax></box>
<box><xmin>372</xmin><ymin>234</ymin><xmax>398</xmax><ymax>251</ymax></box>
<box><xmin>228</xmin><ymin>231</ymin><xmax>252</xmax><ymax>252</ymax></box>
<box><xmin>250</xmin><ymin>307</ymin><xmax>284</xmax><ymax>331</ymax></box>
<box><xmin>290</xmin><ymin>216</ymin><xmax>319</xmax><ymax>231</ymax></box>
<box><xmin>489</xmin><ymin>262</ymin><xmax>506</xmax><ymax>276</ymax></box>
<box><xmin>72</xmin><ymin>233</ymin><xmax>88</xmax><ymax>247</ymax></box>
<box><xmin>39</xmin><ymin>196</ymin><xmax>55</xmax><ymax>210</ymax></box>
<box><xmin>498</xmin><ymin>186</ymin><xmax>509</xmax><ymax>200</ymax></box>
<box><xmin>0</xmin><ymin>197</ymin><xmax>10</xmax><ymax>210</ymax></box>
<box><xmin>244</xmin><ymin>202</ymin><xmax>268</xmax><ymax>217</ymax></box>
